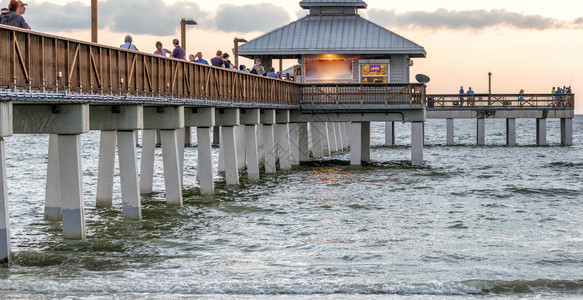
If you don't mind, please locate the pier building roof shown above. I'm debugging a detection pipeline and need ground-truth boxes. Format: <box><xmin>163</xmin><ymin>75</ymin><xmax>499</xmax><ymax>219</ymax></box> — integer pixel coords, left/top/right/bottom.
<box><xmin>238</xmin><ymin>0</ymin><xmax>425</xmax><ymax>59</ymax></box>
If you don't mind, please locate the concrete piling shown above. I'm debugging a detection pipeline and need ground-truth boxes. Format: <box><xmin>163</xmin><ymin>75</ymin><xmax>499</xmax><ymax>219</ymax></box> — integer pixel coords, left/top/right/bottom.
<box><xmin>117</xmin><ymin>130</ymin><xmax>142</xmax><ymax>220</ymax></box>
<box><xmin>96</xmin><ymin>130</ymin><xmax>117</xmax><ymax>208</ymax></box>
<box><xmin>44</xmin><ymin>134</ymin><xmax>61</xmax><ymax>221</ymax></box>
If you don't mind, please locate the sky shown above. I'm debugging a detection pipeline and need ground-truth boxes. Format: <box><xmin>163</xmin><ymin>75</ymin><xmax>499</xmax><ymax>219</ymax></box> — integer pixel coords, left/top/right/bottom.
<box><xmin>3</xmin><ymin>0</ymin><xmax>582</xmax><ymax>113</ymax></box>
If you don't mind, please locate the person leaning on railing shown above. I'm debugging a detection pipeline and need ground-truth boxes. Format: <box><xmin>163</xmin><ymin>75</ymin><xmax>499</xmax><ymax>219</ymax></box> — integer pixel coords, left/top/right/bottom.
<box><xmin>0</xmin><ymin>0</ymin><xmax>30</xmax><ymax>29</ymax></box>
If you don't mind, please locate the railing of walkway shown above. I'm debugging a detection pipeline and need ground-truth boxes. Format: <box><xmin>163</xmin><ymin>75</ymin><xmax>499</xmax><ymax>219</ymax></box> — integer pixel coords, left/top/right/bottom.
<box><xmin>426</xmin><ymin>94</ymin><xmax>575</xmax><ymax>109</ymax></box>
<box><xmin>0</xmin><ymin>25</ymin><xmax>301</xmax><ymax>106</ymax></box>
<box><xmin>301</xmin><ymin>83</ymin><xmax>425</xmax><ymax>106</ymax></box>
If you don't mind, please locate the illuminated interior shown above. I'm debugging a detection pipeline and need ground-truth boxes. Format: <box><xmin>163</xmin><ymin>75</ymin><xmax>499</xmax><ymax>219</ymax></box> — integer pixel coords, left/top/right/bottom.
<box><xmin>361</xmin><ymin>64</ymin><xmax>389</xmax><ymax>83</ymax></box>
<box><xmin>304</xmin><ymin>57</ymin><xmax>354</xmax><ymax>82</ymax></box>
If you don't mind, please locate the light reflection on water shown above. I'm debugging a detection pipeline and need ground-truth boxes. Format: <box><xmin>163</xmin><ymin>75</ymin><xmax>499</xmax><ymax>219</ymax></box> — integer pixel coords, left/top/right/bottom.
<box><xmin>0</xmin><ymin>116</ymin><xmax>582</xmax><ymax>298</ymax></box>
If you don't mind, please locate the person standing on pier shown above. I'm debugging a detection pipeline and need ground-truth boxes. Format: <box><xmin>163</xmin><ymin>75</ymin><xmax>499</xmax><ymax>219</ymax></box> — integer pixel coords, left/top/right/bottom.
<box><xmin>171</xmin><ymin>39</ymin><xmax>185</xmax><ymax>59</ymax></box>
<box><xmin>120</xmin><ymin>35</ymin><xmax>138</xmax><ymax>51</ymax></box>
<box><xmin>211</xmin><ymin>50</ymin><xmax>225</xmax><ymax>68</ymax></box>
<box><xmin>267</xmin><ymin>68</ymin><xmax>280</xmax><ymax>79</ymax></box>
<box><xmin>153</xmin><ymin>41</ymin><xmax>171</xmax><ymax>56</ymax></box>
<box><xmin>0</xmin><ymin>0</ymin><xmax>30</xmax><ymax>29</ymax></box>
<box><xmin>466</xmin><ymin>87</ymin><xmax>475</xmax><ymax>106</ymax></box>
<box><xmin>194</xmin><ymin>52</ymin><xmax>209</xmax><ymax>65</ymax></box>
<box><xmin>458</xmin><ymin>86</ymin><xmax>464</xmax><ymax>107</ymax></box>
<box><xmin>253</xmin><ymin>59</ymin><xmax>265</xmax><ymax>76</ymax></box>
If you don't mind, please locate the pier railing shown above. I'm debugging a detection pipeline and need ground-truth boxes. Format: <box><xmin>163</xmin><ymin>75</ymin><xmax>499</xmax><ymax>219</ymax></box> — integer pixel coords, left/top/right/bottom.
<box><xmin>0</xmin><ymin>25</ymin><xmax>301</xmax><ymax>107</ymax></box>
<box><xmin>301</xmin><ymin>83</ymin><xmax>425</xmax><ymax>107</ymax></box>
<box><xmin>426</xmin><ymin>93</ymin><xmax>575</xmax><ymax>109</ymax></box>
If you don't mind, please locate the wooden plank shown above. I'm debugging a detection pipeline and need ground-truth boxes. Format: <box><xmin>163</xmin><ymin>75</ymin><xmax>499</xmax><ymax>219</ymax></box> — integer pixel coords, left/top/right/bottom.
<box><xmin>14</xmin><ymin>37</ymin><xmax>29</xmax><ymax>82</ymax></box>
<box><xmin>127</xmin><ymin>53</ymin><xmax>137</xmax><ymax>91</ymax></box>
<box><xmin>67</xmin><ymin>43</ymin><xmax>79</xmax><ymax>86</ymax></box>
<box><xmin>89</xmin><ymin>47</ymin><xmax>102</xmax><ymax>88</ymax></box>
<box><xmin>143</xmin><ymin>56</ymin><xmax>153</xmax><ymax>93</ymax></box>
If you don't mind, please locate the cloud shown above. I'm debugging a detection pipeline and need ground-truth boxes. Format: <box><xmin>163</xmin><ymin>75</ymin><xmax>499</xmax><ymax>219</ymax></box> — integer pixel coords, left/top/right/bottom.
<box><xmin>14</xmin><ymin>0</ymin><xmax>291</xmax><ymax>35</ymax></box>
<box><xmin>365</xmin><ymin>8</ymin><xmax>582</xmax><ymax>31</ymax></box>
<box><xmin>215</xmin><ymin>3</ymin><xmax>291</xmax><ymax>33</ymax></box>
<box><xmin>2</xmin><ymin>0</ymin><xmax>89</xmax><ymax>31</ymax></box>
<box><xmin>100</xmin><ymin>0</ymin><xmax>214</xmax><ymax>35</ymax></box>
<box><xmin>11</xmin><ymin>0</ymin><xmax>213</xmax><ymax>35</ymax></box>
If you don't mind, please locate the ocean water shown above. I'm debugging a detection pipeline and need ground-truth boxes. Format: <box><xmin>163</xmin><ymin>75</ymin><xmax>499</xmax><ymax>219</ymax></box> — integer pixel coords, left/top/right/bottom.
<box><xmin>0</xmin><ymin>116</ymin><xmax>582</xmax><ymax>299</ymax></box>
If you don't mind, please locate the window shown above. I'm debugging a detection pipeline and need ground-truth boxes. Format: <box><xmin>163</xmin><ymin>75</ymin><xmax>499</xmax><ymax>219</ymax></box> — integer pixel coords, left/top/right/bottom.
<box><xmin>361</xmin><ymin>64</ymin><xmax>388</xmax><ymax>83</ymax></box>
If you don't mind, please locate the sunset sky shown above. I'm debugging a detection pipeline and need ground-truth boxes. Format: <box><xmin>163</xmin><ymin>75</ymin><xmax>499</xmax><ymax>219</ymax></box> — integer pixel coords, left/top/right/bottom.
<box><xmin>3</xmin><ymin>0</ymin><xmax>582</xmax><ymax>113</ymax></box>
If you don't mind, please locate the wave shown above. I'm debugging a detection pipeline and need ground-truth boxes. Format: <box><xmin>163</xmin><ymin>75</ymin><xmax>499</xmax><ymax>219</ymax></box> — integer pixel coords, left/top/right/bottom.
<box><xmin>1</xmin><ymin>278</ymin><xmax>582</xmax><ymax>296</ymax></box>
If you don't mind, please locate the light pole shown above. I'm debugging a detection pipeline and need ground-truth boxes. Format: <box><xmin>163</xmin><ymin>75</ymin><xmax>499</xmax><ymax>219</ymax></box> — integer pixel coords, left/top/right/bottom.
<box><xmin>180</xmin><ymin>18</ymin><xmax>197</xmax><ymax>147</ymax></box>
<box><xmin>91</xmin><ymin>0</ymin><xmax>97</xmax><ymax>43</ymax></box>
<box><xmin>488</xmin><ymin>72</ymin><xmax>492</xmax><ymax>108</ymax></box>
<box><xmin>180</xmin><ymin>18</ymin><xmax>198</xmax><ymax>53</ymax></box>
<box><xmin>234</xmin><ymin>38</ymin><xmax>247</xmax><ymax>69</ymax></box>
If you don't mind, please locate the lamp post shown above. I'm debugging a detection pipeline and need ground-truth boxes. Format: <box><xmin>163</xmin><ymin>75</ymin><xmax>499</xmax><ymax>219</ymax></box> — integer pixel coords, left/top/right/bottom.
<box><xmin>233</xmin><ymin>38</ymin><xmax>247</xmax><ymax>69</ymax></box>
<box><xmin>180</xmin><ymin>18</ymin><xmax>198</xmax><ymax>52</ymax></box>
<box><xmin>180</xmin><ymin>18</ymin><xmax>197</xmax><ymax>147</ymax></box>
<box><xmin>488</xmin><ymin>72</ymin><xmax>492</xmax><ymax>108</ymax></box>
<box><xmin>91</xmin><ymin>0</ymin><xmax>97</xmax><ymax>43</ymax></box>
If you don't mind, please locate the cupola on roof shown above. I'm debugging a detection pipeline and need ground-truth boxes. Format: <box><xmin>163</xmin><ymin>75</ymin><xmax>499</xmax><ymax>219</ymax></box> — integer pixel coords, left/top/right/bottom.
<box><xmin>299</xmin><ymin>0</ymin><xmax>368</xmax><ymax>9</ymax></box>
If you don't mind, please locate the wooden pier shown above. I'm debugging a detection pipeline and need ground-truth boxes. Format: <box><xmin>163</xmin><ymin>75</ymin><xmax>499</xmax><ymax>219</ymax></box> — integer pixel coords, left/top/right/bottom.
<box><xmin>0</xmin><ymin>24</ymin><xmax>575</xmax><ymax>265</ymax></box>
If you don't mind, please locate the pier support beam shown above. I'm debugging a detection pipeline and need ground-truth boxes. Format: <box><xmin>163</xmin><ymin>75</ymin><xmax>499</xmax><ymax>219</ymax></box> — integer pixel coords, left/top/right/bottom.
<box><xmin>184</xmin><ymin>126</ymin><xmax>191</xmax><ymax>147</ymax></box>
<box><xmin>90</xmin><ymin>105</ymin><xmax>144</xmax><ymax>217</ymax></box>
<box><xmin>218</xmin><ymin>127</ymin><xmax>225</xmax><ymax>172</ymax></box>
<box><xmin>139</xmin><ymin>130</ymin><xmax>156</xmax><ymax>194</ymax></box>
<box><xmin>117</xmin><ymin>131</ymin><xmax>141</xmax><ymax>220</ymax></box>
<box><xmin>0</xmin><ymin>138</ymin><xmax>10</xmax><ymax>264</ymax></box>
<box><xmin>236</xmin><ymin>125</ymin><xmax>246</xmax><ymax>170</ymax></box>
<box><xmin>142</xmin><ymin>106</ymin><xmax>184</xmax><ymax>206</ymax></box>
<box><xmin>59</xmin><ymin>134</ymin><xmax>86</xmax><ymax>240</ymax></box>
<box><xmin>298</xmin><ymin>123</ymin><xmax>310</xmax><ymax>162</ymax></box>
<box><xmin>216</xmin><ymin>109</ymin><xmax>240</xmax><ymax>184</ymax></box>
<box><xmin>261</xmin><ymin>110</ymin><xmax>277</xmax><ymax>173</ymax></box>
<box><xmin>213</xmin><ymin>126</ymin><xmax>220</xmax><ymax>145</ymax></box>
<box><xmin>276</xmin><ymin>110</ymin><xmax>292</xmax><ymax>170</ymax></box>
<box><xmin>506</xmin><ymin>118</ymin><xmax>516</xmax><ymax>147</ymax></box>
<box><xmin>561</xmin><ymin>118</ymin><xmax>573</xmax><ymax>146</ymax></box>
<box><xmin>245</xmin><ymin>125</ymin><xmax>260</xmax><ymax>180</ymax></box>
<box><xmin>240</xmin><ymin>109</ymin><xmax>261</xmax><ymax>180</ymax></box>
<box><xmin>335</xmin><ymin>122</ymin><xmax>344</xmax><ymax>151</ymax></box>
<box><xmin>44</xmin><ymin>134</ymin><xmax>61</xmax><ymax>221</ymax></box>
<box><xmin>95</xmin><ymin>131</ymin><xmax>116</xmax><ymax>208</ymax></box>
<box><xmin>536</xmin><ymin>118</ymin><xmax>547</xmax><ymax>146</ymax></box>
<box><xmin>361</xmin><ymin>122</ymin><xmax>371</xmax><ymax>162</ymax></box>
<box><xmin>344</xmin><ymin>123</ymin><xmax>350</xmax><ymax>149</ymax></box>
<box><xmin>160</xmin><ymin>130</ymin><xmax>183</xmax><ymax>206</ymax></box>
<box><xmin>222</xmin><ymin>126</ymin><xmax>239</xmax><ymax>185</ymax></box>
<box><xmin>276</xmin><ymin>123</ymin><xmax>292</xmax><ymax>170</ymax></box>
<box><xmin>476</xmin><ymin>118</ymin><xmax>486</xmax><ymax>146</ymax></box>
<box><xmin>13</xmin><ymin>104</ymin><xmax>90</xmax><ymax>239</ymax></box>
<box><xmin>188</xmin><ymin>108</ymin><xmax>216</xmax><ymax>195</ymax></box>
<box><xmin>411</xmin><ymin>122</ymin><xmax>424</xmax><ymax>166</ymax></box>
<box><xmin>197</xmin><ymin>127</ymin><xmax>214</xmax><ymax>194</ymax></box>
<box><xmin>327</xmin><ymin>122</ymin><xmax>337</xmax><ymax>152</ymax></box>
<box><xmin>0</xmin><ymin>102</ymin><xmax>11</xmax><ymax>264</ymax></box>
<box><xmin>446</xmin><ymin>118</ymin><xmax>454</xmax><ymax>146</ymax></box>
<box><xmin>263</xmin><ymin>125</ymin><xmax>276</xmax><ymax>173</ymax></box>
<box><xmin>350</xmin><ymin>122</ymin><xmax>362</xmax><ymax>165</ymax></box>
<box><xmin>289</xmin><ymin>123</ymin><xmax>300</xmax><ymax>165</ymax></box>
<box><xmin>385</xmin><ymin>122</ymin><xmax>395</xmax><ymax>146</ymax></box>
<box><xmin>311</xmin><ymin>122</ymin><xmax>324</xmax><ymax>158</ymax></box>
